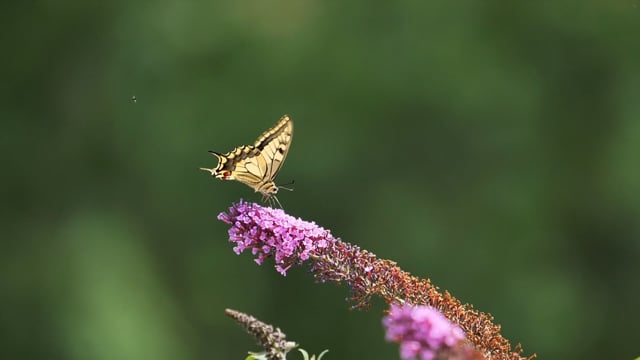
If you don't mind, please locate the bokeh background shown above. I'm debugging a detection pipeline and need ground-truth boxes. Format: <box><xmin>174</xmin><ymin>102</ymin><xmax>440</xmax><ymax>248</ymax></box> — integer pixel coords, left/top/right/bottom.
<box><xmin>2</xmin><ymin>1</ymin><xmax>640</xmax><ymax>359</ymax></box>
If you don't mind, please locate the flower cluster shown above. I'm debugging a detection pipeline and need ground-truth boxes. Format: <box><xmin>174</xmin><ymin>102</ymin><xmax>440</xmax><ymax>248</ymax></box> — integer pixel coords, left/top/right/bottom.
<box><xmin>218</xmin><ymin>201</ymin><xmax>335</xmax><ymax>275</ymax></box>
<box><xmin>383</xmin><ymin>304</ymin><xmax>466</xmax><ymax>360</ymax></box>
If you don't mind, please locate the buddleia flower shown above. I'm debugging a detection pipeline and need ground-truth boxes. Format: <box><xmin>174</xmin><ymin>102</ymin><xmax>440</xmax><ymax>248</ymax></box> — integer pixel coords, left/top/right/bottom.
<box><xmin>383</xmin><ymin>303</ymin><xmax>471</xmax><ymax>360</ymax></box>
<box><xmin>218</xmin><ymin>202</ymin><xmax>534</xmax><ymax>360</ymax></box>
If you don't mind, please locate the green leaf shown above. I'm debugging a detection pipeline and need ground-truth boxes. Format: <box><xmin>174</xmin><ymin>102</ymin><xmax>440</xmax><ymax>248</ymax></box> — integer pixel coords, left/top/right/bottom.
<box><xmin>297</xmin><ymin>348</ymin><xmax>310</xmax><ymax>360</ymax></box>
<box><xmin>246</xmin><ymin>351</ymin><xmax>268</xmax><ymax>360</ymax></box>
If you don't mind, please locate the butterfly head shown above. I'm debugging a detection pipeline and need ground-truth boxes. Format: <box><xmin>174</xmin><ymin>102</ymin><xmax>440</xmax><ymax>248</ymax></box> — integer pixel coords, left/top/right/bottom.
<box><xmin>257</xmin><ymin>181</ymin><xmax>279</xmax><ymax>196</ymax></box>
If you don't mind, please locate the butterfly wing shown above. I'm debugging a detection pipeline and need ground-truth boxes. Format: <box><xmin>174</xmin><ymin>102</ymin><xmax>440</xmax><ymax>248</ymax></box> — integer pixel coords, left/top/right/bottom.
<box><xmin>209</xmin><ymin>146</ymin><xmax>263</xmax><ymax>185</ymax></box>
<box><xmin>253</xmin><ymin>114</ymin><xmax>293</xmax><ymax>182</ymax></box>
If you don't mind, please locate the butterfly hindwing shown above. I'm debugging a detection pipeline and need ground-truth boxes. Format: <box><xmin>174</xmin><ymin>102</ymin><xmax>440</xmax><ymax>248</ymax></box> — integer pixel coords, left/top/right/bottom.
<box><xmin>208</xmin><ymin>146</ymin><xmax>260</xmax><ymax>181</ymax></box>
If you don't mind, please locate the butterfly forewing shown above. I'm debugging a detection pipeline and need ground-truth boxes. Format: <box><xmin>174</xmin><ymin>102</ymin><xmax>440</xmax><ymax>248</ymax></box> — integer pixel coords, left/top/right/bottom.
<box><xmin>254</xmin><ymin>115</ymin><xmax>293</xmax><ymax>181</ymax></box>
<box><xmin>201</xmin><ymin>115</ymin><xmax>293</xmax><ymax>202</ymax></box>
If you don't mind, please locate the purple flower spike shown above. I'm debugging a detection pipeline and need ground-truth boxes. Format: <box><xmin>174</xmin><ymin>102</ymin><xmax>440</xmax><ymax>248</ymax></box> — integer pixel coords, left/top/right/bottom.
<box><xmin>383</xmin><ymin>303</ymin><xmax>466</xmax><ymax>360</ymax></box>
<box><xmin>219</xmin><ymin>202</ymin><xmax>531</xmax><ymax>360</ymax></box>
<box><xmin>218</xmin><ymin>201</ymin><xmax>336</xmax><ymax>275</ymax></box>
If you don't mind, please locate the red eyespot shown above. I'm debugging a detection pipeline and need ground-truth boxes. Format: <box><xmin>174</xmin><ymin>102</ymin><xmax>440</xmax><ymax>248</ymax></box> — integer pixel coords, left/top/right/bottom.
<box><xmin>222</xmin><ymin>171</ymin><xmax>231</xmax><ymax>179</ymax></box>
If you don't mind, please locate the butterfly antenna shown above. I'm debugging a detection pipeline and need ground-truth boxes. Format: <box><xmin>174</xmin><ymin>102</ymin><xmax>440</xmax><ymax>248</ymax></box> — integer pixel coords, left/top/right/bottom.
<box><xmin>278</xmin><ymin>179</ymin><xmax>295</xmax><ymax>192</ymax></box>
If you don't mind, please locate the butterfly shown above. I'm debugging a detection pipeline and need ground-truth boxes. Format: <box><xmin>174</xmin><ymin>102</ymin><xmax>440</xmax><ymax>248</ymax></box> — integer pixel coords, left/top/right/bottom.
<box><xmin>200</xmin><ymin>115</ymin><xmax>294</xmax><ymax>207</ymax></box>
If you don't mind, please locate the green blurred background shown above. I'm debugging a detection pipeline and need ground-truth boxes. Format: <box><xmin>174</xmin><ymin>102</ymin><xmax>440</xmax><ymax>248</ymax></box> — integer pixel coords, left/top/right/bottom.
<box><xmin>2</xmin><ymin>1</ymin><xmax>640</xmax><ymax>359</ymax></box>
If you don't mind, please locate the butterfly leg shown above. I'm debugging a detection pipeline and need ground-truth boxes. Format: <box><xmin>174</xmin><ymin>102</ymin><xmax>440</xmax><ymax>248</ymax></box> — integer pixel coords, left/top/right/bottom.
<box><xmin>261</xmin><ymin>194</ymin><xmax>279</xmax><ymax>208</ymax></box>
<box><xmin>261</xmin><ymin>194</ymin><xmax>272</xmax><ymax>208</ymax></box>
<box><xmin>271</xmin><ymin>195</ymin><xmax>283</xmax><ymax>209</ymax></box>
